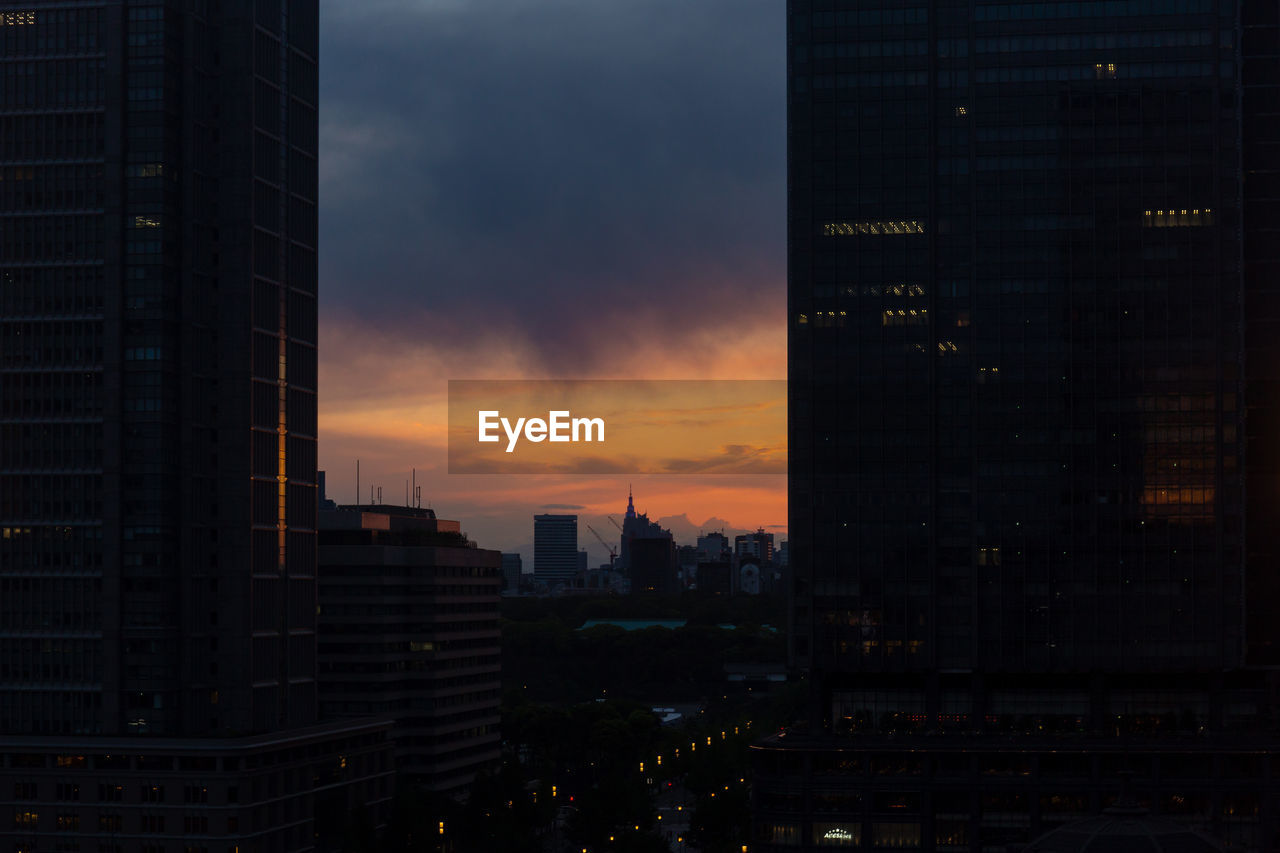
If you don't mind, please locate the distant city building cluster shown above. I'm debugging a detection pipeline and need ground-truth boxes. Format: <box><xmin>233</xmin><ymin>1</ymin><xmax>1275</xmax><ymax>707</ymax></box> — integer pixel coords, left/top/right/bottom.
<box><xmin>522</xmin><ymin>488</ymin><xmax>787</xmax><ymax>598</ymax></box>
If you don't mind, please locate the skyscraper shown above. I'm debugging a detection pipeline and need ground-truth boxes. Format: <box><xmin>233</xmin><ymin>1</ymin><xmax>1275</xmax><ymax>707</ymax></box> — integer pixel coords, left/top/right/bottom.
<box><xmin>501</xmin><ymin>552</ymin><xmax>524</xmax><ymax>594</ymax></box>
<box><xmin>533</xmin><ymin>513</ymin><xmax>578</xmax><ymax>587</ymax></box>
<box><xmin>757</xmin><ymin>1</ymin><xmax>1280</xmax><ymax>850</ymax></box>
<box><xmin>2</xmin><ymin>0</ymin><xmax>318</xmax><ymax>738</ymax></box>
<box><xmin>0</xmin><ymin>3</ymin><xmax>390</xmax><ymax>848</ymax></box>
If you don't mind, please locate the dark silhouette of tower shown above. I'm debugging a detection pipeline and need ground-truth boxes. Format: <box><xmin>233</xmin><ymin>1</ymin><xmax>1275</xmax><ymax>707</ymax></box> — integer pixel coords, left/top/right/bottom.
<box><xmin>0</xmin><ymin>4</ymin><xmax>391</xmax><ymax>847</ymax></box>
<box><xmin>757</xmin><ymin>1</ymin><xmax>1280</xmax><ymax>850</ymax></box>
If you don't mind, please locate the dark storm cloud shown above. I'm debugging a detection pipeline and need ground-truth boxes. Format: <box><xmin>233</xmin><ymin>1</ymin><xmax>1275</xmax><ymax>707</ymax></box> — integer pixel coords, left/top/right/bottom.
<box><xmin>320</xmin><ymin>0</ymin><xmax>784</xmax><ymax>372</ymax></box>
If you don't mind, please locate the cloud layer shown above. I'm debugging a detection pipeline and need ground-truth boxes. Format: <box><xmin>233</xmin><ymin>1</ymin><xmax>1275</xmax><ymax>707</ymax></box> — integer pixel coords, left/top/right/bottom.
<box><xmin>316</xmin><ymin>0</ymin><xmax>786</xmax><ymax>553</ymax></box>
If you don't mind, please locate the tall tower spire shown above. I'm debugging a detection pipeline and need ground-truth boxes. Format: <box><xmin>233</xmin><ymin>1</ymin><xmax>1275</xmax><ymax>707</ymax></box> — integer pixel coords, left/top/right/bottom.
<box><xmin>625</xmin><ymin>485</ymin><xmax>636</xmax><ymax>519</ymax></box>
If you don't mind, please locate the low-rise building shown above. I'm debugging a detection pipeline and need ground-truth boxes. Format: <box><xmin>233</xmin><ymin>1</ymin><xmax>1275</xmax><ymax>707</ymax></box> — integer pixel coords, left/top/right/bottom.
<box><xmin>318</xmin><ymin>506</ymin><xmax>501</xmax><ymax>796</ymax></box>
<box><xmin>0</xmin><ymin>719</ymin><xmax>393</xmax><ymax>853</ymax></box>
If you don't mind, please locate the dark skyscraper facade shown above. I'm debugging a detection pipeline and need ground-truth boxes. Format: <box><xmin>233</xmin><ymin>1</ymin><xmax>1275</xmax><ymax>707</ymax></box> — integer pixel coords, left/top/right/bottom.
<box><xmin>0</xmin><ymin>0</ymin><xmax>319</xmax><ymax>737</ymax></box>
<box><xmin>790</xmin><ymin>0</ymin><xmax>1248</xmax><ymax>696</ymax></box>
<box><xmin>763</xmin><ymin>1</ymin><xmax>1280</xmax><ymax>850</ymax></box>
<box><xmin>0</xmin><ymin>5</ymin><xmax>394</xmax><ymax>849</ymax></box>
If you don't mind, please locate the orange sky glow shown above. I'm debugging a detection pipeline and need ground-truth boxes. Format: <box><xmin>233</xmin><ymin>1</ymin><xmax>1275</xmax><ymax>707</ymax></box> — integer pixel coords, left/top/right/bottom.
<box><xmin>316</xmin><ymin>303</ymin><xmax>787</xmax><ymax>558</ymax></box>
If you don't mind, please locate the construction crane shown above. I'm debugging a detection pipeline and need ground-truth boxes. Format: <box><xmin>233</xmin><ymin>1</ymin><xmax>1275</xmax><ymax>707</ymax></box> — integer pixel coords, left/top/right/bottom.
<box><xmin>585</xmin><ymin>523</ymin><xmax>618</xmax><ymax>570</ymax></box>
<box><xmin>607</xmin><ymin>515</ymin><xmax>623</xmax><ymax>531</ymax></box>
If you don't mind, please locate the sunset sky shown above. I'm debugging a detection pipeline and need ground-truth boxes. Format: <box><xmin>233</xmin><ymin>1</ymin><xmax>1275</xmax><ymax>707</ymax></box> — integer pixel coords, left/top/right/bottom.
<box><xmin>315</xmin><ymin>0</ymin><xmax>785</xmax><ymax>562</ymax></box>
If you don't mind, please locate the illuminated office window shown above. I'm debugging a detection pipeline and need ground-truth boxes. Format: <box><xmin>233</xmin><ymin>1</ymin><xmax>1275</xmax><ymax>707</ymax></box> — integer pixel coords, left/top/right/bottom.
<box><xmin>1143</xmin><ymin>208</ymin><xmax>1212</xmax><ymax>227</ymax></box>
<box><xmin>823</xmin><ymin>220</ymin><xmax>925</xmax><ymax>236</ymax></box>
<box><xmin>883</xmin><ymin>309</ymin><xmax>929</xmax><ymax>327</ymax></box>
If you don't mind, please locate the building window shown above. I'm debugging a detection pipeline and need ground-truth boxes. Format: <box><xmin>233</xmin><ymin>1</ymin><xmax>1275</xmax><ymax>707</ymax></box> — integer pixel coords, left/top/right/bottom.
<box><xmin>823</xmin><ymin>220</ymin><xmax>925</xmax><ymax>236</ymax></box>
<box><xmin>873</xmin><ymin>823</ymin><xmax>921</xmax><ymax>848</ymax></box>
<box><xmin>1143</xmin><ymin>208</ymin><xmax>1212</xmax><ymax>227</ymax></box>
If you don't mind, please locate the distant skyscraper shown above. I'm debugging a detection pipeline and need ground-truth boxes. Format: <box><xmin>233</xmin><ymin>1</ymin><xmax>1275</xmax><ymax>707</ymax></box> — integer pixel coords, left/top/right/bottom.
<box><xmin>735</xmin><ymin>528</ymin><xmax>775</xmax><ymax>565</ymax></box>
<box><xmin>758</xmin><ymin>0</ymin><xmax>1280</xmax><ymax>850</ymax></box>
<box><xmin>696</xmin><ymin>531</ymin><xmax>731</xmax><ymax>561</ymax></box>
<box><xmin>618</xmin><ymin>487</ymin><xmax>670</xmax><ymax>569</ymax></box>
<box><xmin>534</xmin><ymin>514</ymin><xmax>578</xmax><ymax>587</ymax></box>
<box><xmin>0</xmin><ymin>3</ymin><xmax>389</xmax><ymax>847</ymax></box>
<box><xmin>629</xmin><ymin>535</ymin><xmax>677</xmax><ymax>595</ymax></box>
<box><xmin>501</xmin><ymin>552</ymin><xmax>524</xmax><ymax>594</ymax></box>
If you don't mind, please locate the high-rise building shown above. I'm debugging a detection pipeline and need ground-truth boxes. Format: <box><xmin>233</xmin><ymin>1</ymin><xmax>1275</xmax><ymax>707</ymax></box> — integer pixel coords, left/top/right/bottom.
<box><xmin>735</xmin><ymin>527</ymin><xmax>775</xmax><ymax>565</ymax></box>
<box><xmin>696</xmin><ymin>531</ymin><xmax>731</xmax><ymax>562</ymax></box>
<box><xmin>318</xmin><ymin>506</ymin><xmax>502</xmax><ymax>795</ymax></box>
<box><xmin>0</xmin><ymin>3</ymin><xmax>390</xmax><ymax>848</ymax></box>
<box><xmin>1</xmin><ymin>0</ymin><xmax>319</xmax><ymax>739</ymax></box>
<box><xmin>533</xmin><ymin>513</ymin><xmax>578</xmax><ymax>587</ymax></box>
<box><xmin>501</xmin><ymin>552</ymin><xmax>524</xmax><ymax>594</ymax></box>
<box><xmin>629</xmin><ymin>534</ymin><xmax>677</xmax><ymax>595</ymax></box>
<box><xmin>615</xmin><ymin>489</ymin><xmax>676</xmax><ymax>594</ymax></box>
<box><xmin>758</xmin><ymin>1</ymin><xmax>1280</xmax><ymax>850</ymax></box>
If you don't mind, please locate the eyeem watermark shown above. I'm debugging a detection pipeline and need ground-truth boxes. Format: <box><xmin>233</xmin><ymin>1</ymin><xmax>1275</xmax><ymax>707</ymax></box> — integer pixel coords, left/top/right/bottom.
<box><xmin>478</xmin><ymin>410</ymin><xmax>605</xmax><ymax>453</ymax></box>
<box><xmin>449</xmin><ymin>380</ymin><xmax>786</xmax><ymax>475</ymax></box>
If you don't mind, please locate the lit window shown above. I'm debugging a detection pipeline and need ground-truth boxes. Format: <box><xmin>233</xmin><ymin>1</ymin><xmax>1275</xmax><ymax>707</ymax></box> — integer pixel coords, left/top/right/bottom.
<box><xmin>823</xmin><ymin>220</ymin><xmax>925</xmax><ymax>236</ymax></box>
<box><xmin>1142</xmin><ymin>208</ymin><xmax>1212</xmax><ymax>227</ymax></box>
<box><xmin>812</xmin><ymin>310</ymin><xmax>846</xmax><ymax>328</ymax></box>
<box><xmin>954</xmin><ymin>105</ymin><xmax>967</xmax><ymax>116</ymax></box>
<box><xmin>1095</xmin><ymin>62</ymin><xmax>1117</xmax><ymax>79</ymax></box>
<box><xmin>882</xmin><ymin>309</ymin><xmax>929</xmax><ymax>327</ymax></box>
<box><xmin>0</xmin><ymin>11</ymin><xmax>36</xmax><ymax>25</ymax></box>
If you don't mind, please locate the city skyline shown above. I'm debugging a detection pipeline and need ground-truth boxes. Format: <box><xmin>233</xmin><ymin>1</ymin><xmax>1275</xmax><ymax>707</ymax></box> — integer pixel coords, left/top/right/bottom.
<box><xmin>314</xmin><ymin>0</ymin><xmax>787</xmax><ymax>550</ymax></box>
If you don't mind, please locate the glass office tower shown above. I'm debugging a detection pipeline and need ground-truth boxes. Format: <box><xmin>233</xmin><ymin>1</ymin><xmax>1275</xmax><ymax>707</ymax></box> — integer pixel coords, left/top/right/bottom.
<box><xmin>0</xmin><ymin>5</ymin><xmax>393</xmax><ymax>849</ymax></box>
<box><xmin>757</xmin><ymin>1</ymin><xmax>1280</xmax><ymax>850</ymax></box>
<box><xmin>0</xmin><ymin>0</ymin><xmax>320</xmax><ymax>737</ymax></box>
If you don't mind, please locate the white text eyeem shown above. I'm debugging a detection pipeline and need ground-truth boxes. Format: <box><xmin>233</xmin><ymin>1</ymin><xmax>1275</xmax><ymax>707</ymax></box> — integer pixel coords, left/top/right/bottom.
<box><xmin>477</xmin><ymin>410</ymin><xmax>605</xmax><ymax>453</ymax></box>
